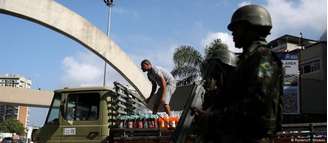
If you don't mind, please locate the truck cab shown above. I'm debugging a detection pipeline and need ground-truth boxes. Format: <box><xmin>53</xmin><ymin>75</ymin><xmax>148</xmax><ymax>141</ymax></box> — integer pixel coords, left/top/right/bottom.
<box><xmin>34</xmin><ymin>87</ymin><xmax>114</xmax><ymax>143</ymax></box>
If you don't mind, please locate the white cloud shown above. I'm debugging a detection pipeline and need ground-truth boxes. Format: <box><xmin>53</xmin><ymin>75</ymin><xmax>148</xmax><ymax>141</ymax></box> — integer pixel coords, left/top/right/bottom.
<box><xmin>61</xmin><ymin>52</ymin><xmax>102</xmax><ymax>87</ymax></box>
<box><xmin>61</xmin><ymin>52</ymin><xmax>127</xmax><ymax>88</ymax></box>
<box><xmin>264</xmin><ymin>0</ymin><xmax>326</xmax><ymax>39</ymax></box>
<box><xmin>202</xmin><ymin>32</ymin><xmax>243</xmax><ymax>53</ymax></box>
<box><xmin>238</xmin><ymin>1</ymin><xmax>252</xmax><ymax>7</ymax></box>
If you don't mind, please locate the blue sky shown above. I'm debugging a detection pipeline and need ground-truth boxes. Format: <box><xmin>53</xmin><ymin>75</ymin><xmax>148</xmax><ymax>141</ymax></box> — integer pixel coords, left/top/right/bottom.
<box><xmin>0</xmin><ymin>0</ymin><xmax>326</xmax><ymax>127</ymax></box>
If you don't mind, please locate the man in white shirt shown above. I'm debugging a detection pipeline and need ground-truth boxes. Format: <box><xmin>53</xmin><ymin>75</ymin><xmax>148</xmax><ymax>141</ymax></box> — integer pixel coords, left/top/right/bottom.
<box><xmin>141</xmin><ymin>59</ymin><xmax>176</xmax><ymax>117</ymax></box>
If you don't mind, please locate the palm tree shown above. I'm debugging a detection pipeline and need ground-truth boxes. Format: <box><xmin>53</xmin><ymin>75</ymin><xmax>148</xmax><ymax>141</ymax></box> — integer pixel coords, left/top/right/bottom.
<box><xmin>171</xmin><ymin>45</ymin><xmax>203</xmax><ymax>86</ymax></box>
<box><xmin>201</xmin><ymin>39</ymin><xmax>236</xmax><ymax>78</ymax></box>
<box><xmin>204</xmin><ymin>39</ymin><xmax>229</xmax><ymax>60</ymax></box>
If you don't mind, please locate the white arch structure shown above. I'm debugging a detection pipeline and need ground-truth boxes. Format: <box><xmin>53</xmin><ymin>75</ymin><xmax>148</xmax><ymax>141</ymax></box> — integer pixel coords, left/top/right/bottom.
<box><xmin>0</xmin><ymin>0</ymin><xmax>151</xmax><ymax>101</ymax></box>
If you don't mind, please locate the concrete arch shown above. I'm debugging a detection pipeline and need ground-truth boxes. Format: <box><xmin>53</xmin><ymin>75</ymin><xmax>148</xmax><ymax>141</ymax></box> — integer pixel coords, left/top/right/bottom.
<box><xmin>0</xmin><ymin>0</ymin><xmax>151</xmax><ymax>98</ymax></box>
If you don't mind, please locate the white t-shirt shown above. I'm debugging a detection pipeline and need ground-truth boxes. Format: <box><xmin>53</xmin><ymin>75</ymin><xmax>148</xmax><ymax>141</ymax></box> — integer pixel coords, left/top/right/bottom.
<box><xmin>147</xmin><ymin>66</ymin><xmax>176</xmax><ymax>86</ymax></box>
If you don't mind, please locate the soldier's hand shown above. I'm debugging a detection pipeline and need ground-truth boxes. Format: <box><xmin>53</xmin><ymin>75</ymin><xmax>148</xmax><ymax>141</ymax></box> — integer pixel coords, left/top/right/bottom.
<box><xmin>191</xmin><ymin>107</ymin><xmax>206</xmax><ymax>117</ymax></box>
<box><xmin>190</xmin><ymin>107</ymin><xmax>210</xmax><ymax>134</ymax></box>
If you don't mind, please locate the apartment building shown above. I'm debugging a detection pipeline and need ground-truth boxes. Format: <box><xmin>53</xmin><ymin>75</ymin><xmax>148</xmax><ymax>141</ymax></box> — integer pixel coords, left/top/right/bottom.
<box><xmin>0</xmin><ymin>74</ymin><xmax>31</xmax><ymax>127</ymax></box>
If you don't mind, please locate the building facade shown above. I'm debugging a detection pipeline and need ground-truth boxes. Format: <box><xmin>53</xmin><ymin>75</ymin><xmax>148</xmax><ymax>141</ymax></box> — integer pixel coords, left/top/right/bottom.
<box><xmin>268</xmin><ymin>34</ymin><xmax>318</xmax><ymax>114</ymax></box>
<box><xmin>299</xmin><ymin>42</ymin><xmax>327</xmax><ymax>114</ymax></box>
<box><xmin>269</xmin><ymin>34</ymin><xmax>317</xmax><ymax>53</ymax></box>
<box><xmin>0</xmin><ymin>74</ymin><xmax>31</xmax><ymax>127</ymax></box>
<box><xmin>269</xmin><ymin>34</ymin><xmax>326</xmax><ymax>123</ymax></box>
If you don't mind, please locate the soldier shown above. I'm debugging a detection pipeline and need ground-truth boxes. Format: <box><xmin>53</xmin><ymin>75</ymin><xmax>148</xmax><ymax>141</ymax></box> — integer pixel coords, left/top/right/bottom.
<box><xmin>192</xmin><ymin>43</ymin><xmax>238</xmax><ymax>143</ymax></box>
<box><xmin>222</xmin><ymin>4</ymin><xmax>283</xmax><ymax>143</ymax></box>
<box><xmin>200</xmin><ymin>40</ymin><xmax>238</xmax><ymax>110</ymax></box>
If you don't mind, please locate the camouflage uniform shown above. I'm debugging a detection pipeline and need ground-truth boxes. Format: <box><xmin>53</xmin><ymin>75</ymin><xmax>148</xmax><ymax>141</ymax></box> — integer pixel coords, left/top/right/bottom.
<box><xmin>201</xmin><ymin>59</ymin><xmax>233</xmax><ymax>110</ymax></box>
<box><xmin>194</xmin><ymin>5</ymin><xmax>283</xmax><ymax>143</ymax></box>
<box><xmin>200</xmin><ymin>42</ymin><xmax>238</xmax><ymax>110</ymax></box>
<box><xmin>193</xmin><ymin>45</ymin><xmax>238</xmax><ymax>143</ymax></box>
<box><xmin>219</xmin><ymin>4</ymin><xmax>283</xmax><ymax>143</ymax></box>
<box><xmin>221</xmin><ymin>40</ymin><xmax>283</xmax><ymax>143</ymax></box>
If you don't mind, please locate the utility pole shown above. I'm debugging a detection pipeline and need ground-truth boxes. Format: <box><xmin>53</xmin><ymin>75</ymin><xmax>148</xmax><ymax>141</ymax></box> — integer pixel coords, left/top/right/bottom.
<box><xmin>298</xmin><ymin>32</ymin><xmax>303</xmax><ymax>114</ymax></box>
<box><xmin>299</xmin><ymin>32</ymin><xmax>304</xmax><ymax>49</ymax></box>
<box><xmin>103</xmin><ymin>0</ymin><xmax>114</xmax><ymax>87</ymax></box>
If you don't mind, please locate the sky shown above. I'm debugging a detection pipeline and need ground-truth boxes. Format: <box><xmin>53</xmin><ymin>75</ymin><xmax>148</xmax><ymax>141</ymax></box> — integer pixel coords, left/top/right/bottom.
<box><xmin>0</xmin><ymin>0</ymin><xmax>326</xmax><ymax>127</ymax></box>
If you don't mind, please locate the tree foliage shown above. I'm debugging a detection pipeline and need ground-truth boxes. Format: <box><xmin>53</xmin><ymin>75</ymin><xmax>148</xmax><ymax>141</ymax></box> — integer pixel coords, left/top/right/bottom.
<box><xmin>173</xmin><ymin>45</ymin><xmax>203</xmax><ymax>67</ymax></box>
<box><xmin>0</xmin><ymin>118</ymin><xmax>25</xmax><ymax>135</ymax></box>
<box><xmin>171</xmin><ymin>45</ymin><xmax>203</xmax><ymax>86</ymax></box>
<box><xmin>204</xmin><ymin>39</ymin><xmax>229</xmax><ymax>60</ymax></box>
<box><xmin>171</xmin><ymin>39</ymin><xmax>231</xmax><ymax>86</ymax></box>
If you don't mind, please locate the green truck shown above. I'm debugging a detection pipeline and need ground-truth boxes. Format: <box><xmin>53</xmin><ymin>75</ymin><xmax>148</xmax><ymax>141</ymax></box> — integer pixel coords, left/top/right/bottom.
<box><xmin>32</xmin><ymin>82</ymin><xmax>205</xmax><ymax>143</ymax></box>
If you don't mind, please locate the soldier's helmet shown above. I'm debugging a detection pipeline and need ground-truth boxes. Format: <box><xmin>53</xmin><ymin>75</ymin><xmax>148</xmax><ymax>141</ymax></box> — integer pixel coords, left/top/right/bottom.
<box><xmin>205</xmin><ymin>46</ymin><xmax>238</xmax><ymax>67</ymax></box>
<box><xmin>201</xmin><ymin>46</ymin><xmax>238</xmax><ymax>79</ymax></box>
<box><xmin>228</xmin><ymin>4</ymin><xmax>272</xmax><ymax>31</ymax></box>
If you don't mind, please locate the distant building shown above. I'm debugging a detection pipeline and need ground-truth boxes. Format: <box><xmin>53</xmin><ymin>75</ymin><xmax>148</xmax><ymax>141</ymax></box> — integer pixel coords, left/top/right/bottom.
<box><xmin>299</xmin><ymin>42</ymin><xmax>327</xmax><ymax>114</ymax></box>
<box><xmin>268</xmin><ymin>34</ymin><xmax>318</xmax><ymax>114</ymax></box>
<box><xmin>269</xmin><ymin>34</ymin><xmax>317</xmax><ymax>52</ymax></box>
<box><xmin>0</xmin><ymin>74</ymin><xmax>31</xmax><ymax>127</ymax></box>
<box><xmin>269</xmin><ymin>34</ymin><xmax>326</xmax><ymax>123</ymax></box>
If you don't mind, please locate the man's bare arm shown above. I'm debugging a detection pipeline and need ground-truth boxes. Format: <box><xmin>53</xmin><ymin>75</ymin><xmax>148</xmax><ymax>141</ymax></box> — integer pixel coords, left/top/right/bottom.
<box><xmin>159</xmin><ymin>75</ymin><xmax>167</xmax><ymax>103</ymax></box>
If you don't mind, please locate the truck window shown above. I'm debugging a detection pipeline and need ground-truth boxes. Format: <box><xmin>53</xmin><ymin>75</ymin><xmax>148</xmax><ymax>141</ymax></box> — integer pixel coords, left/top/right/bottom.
<box><xmin>65</xmin><ymin>93</ymin><xmax>100</xmax><ymax>121</ymax></box>
<box><xmin>45</xmin><ymin>93</ymin><xmax>61</xmax><ymax>124</ymax></box>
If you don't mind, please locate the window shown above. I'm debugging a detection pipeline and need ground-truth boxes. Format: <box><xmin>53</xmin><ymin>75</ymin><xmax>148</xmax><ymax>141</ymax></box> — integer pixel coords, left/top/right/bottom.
<box><xmin>312</xmin><ymin>62</ymin><xmax>320</xmax><ymax>72</ymax></box>
<box><xmin>303</xmin><ymin>65</ymin><xmax>311</xmax><ymax>73</ymax></box>
<box><xmin>46</xmin><ymin>93</ymin><xmax>61</xmax><ymax>124</ymax></box>
<box><xmin>301</xmin><ymin>59</ymin><xmax>320</xmax><ymax>74</ymax></box>
<box><xmin>65</xmin><ymin>93</ymin><xmax>100</xmax><ymax>121</ymax></box>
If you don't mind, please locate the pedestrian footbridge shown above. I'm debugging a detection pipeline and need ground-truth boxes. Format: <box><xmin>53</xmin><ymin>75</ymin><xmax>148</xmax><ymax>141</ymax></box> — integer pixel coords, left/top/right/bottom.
<box><xmin>0</xmin><ymin>86</ymin><xmax>53</xmax><ymax>107</ymax></box>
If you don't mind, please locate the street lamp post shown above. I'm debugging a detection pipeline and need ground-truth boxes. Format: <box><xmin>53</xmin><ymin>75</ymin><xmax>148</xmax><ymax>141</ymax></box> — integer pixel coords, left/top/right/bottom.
<box><xmin>103</xmin><ymin>0</ymin><xmax>114</xmax><ymax>87</ymax></box>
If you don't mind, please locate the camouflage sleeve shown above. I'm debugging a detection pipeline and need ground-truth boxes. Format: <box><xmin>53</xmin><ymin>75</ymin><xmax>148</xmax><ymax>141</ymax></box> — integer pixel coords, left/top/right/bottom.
<box><xmin>250</xmin><ymin>56</ymin><xmax>275</xmax><ymax>113</ymax></box>
<box><xmin>221</xmin><ymin>48</ymin><xmax>283</xmax><ymax>136</ymax></box>
<box><xmin>241</xmin><ymin>53</ymin><xmax>282</xmax><ymax>134</ymax></box>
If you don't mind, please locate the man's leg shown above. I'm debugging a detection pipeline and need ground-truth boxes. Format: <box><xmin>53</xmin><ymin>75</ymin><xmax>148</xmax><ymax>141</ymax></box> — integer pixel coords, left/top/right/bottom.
<box><xmin>162</xmin><ymin>84</ymin><xmax>175</xmax><ymax>117</ymax></box>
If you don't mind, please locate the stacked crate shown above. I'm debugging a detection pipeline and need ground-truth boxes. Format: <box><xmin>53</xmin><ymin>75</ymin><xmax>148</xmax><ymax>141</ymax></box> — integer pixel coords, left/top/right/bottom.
<box><xmin>108</xmin><ymin>82</ymin><xmax>149</xmax><ymax>127</ymax></box>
